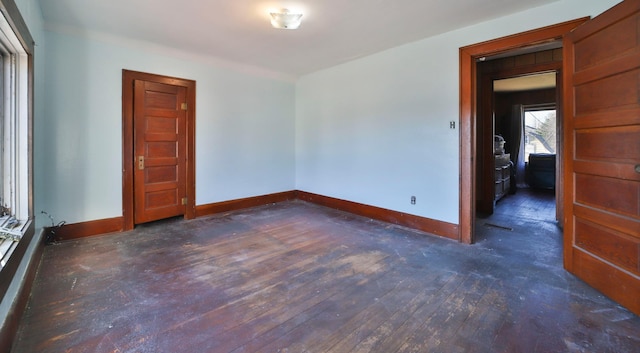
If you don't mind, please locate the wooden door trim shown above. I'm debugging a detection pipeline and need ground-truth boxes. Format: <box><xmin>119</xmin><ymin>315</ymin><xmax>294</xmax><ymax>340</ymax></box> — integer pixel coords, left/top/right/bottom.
<box><xmin>122</xmin><ymin>70</ymin><xmax>196</xmax><ymax>231</ymax></box>
<box><xmin>459</xmin><ymin>17</ymin><xmax>588</xmax><ymax>244</ymax></box>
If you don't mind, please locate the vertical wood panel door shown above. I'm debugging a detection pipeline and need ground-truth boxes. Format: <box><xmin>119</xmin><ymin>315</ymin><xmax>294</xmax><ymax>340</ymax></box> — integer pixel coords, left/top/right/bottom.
<box><xmin>133</xmin><ymin>80</ymin><xmax>187</xmax><ymax>224</ymax></box>
<box><xmin>563</xmin><ymin>0</ymin><xmax>640</xmax><ymax>315</ymax></box>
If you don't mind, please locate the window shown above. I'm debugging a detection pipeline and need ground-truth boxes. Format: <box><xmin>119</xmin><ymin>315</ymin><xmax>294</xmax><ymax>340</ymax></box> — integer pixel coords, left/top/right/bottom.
<box><xmin>0</xmin><ymin>4</ymin><xmax>33</xmax><ymax>268</ymax></box>
<box><xmin>524</xmin><ymin>107</ymin><xmax>556</xmax><ymax>162</ymax></box>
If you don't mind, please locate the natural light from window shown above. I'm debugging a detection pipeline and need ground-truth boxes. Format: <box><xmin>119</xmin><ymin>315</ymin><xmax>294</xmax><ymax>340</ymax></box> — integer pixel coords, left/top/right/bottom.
<box><xmin>0</xmin><ymin>10</ymin><xmax>31</xmax><ymax>266</ymax></box>
<box><xmin>524</xmin><ymin>109</ymin><xmax>556</xmax><ymax>162</ymax></box>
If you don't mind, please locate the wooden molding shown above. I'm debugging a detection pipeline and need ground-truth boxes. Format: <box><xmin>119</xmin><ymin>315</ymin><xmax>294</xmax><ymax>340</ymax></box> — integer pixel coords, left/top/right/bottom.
<box><xmin>195</xmin><ymin>191</ymin><xmax>297</xmax><ymax>218</ymax></box>
<box><xmin>296</xmin><ymin>191</ymin><xmax>459</xmax><ymax>240</ymax></box>
<box><xmin>476</xmin><ymin>52</ymin><xmax>563</xmax><ymax>216</ymax></box>
<box><xmin>52</xmin><ymin>217</ymin><xmax>124</xmax><ymax>242</ymax></box>
<box><xmin>458</xmin><ymin>17</ymin><xmax>589</xmax><ymax>244</ymax></box>
<box><xmin>57</xmin><ymin>190</ymin><xmax>458</xmax><ymax>242</ymax></box>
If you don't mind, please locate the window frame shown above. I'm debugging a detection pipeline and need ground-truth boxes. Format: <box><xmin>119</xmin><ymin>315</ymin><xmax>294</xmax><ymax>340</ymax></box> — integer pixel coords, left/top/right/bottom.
<box><xmin>0</xmin><ymin>0</ymin><xmax>35</xmax><ymax>306</ymax></box>
<box><xmin>523</xmin><ymin>103</ymin><xmax>557</xmax><ymax>162</ymax></box>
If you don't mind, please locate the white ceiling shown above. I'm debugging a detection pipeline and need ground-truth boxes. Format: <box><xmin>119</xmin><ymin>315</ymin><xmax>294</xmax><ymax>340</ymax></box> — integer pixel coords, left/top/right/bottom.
<box><xmin>39</xmin><ymin>0</ymin><xmax>561</xmax><ymax>78</ymax></box>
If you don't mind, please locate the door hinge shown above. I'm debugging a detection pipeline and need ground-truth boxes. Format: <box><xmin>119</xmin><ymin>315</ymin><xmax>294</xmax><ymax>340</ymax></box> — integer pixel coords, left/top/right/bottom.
<box><xmin>181</xmin><ymin>103</ymin><xmax>188</xmax><ymax>110</ymax></box>
<box><xmin>181</xmin><ymin>197</ymin><xmax>188</xmax><ymax>205</ymax></box>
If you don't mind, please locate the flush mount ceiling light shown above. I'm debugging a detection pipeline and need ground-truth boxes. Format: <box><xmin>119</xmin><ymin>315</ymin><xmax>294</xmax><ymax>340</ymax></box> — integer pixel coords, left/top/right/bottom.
<box><xmin>270</xmin><ymin>8</ymin><xmax>303</xmax><ymax>29</ymax></box>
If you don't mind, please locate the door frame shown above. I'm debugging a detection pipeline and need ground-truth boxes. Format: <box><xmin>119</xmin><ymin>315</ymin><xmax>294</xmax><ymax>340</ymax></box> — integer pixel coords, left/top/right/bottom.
<box><xmin>458</xmin><ymin>18</ymin><xmax>588</xmax><ymax>244</ymax></box>
<box><xmin>477</xmin><ymin>62</ymin><xmax>562</xmax><ymax>216</ymax></box>
<box><xmin>122</xmin><ymin>70</ymin><xmax>197</xmax><ymax>230</ymax></box>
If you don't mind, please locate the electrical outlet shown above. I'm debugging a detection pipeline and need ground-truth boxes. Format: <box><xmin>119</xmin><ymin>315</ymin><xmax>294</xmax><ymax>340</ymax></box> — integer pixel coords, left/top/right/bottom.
<box><xmin>411</xmin><ymin>196</ymin><xmax>416</xmax><ymax>205</ymax></box>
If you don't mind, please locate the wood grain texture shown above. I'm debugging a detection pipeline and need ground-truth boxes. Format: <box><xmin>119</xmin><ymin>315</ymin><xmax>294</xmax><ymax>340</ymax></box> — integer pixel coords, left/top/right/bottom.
<box><xmin>459</xmin><ymin>17</ymin><xmax>588</xmax><ymax>244</ymax></box>
<box><xmin>134</xmin><ymin>80</ymin><xmax>186</xmax><ymax>224</ymax></box>
<box><xmin>12</xmin><ymin>197</ymin><xmax>640</xmax><ymax>353</ymax></box>
<box><xmin>52</xmin><ymin>217</ymin><xmax>124</xmax><ymax>242</ymax></box>
<box><xmin>51</xmin><ymin>190</ymin><xmax>457</xmax><ymax>242</ymax></box>
<box><xmin>477</xmin><ymin>73</ymin><xmax>494</xmax><ymax>214</ymax></box>
<box><xmin>296</xmin><ymin>191</ymin><xmax>459</xmax><ymax>240</ymax></box>
<box><xmin>563</xmin><ymin>0</ymin><xmax>640</xmax><ymax>316</ymax></box>
<box><xmin>195</xmin><ymin>191</ymin><xmax>296</xmax><ymax>217</ymax></box>
<box><xmin>122</xmin><ymin>70</ymin><xmax>196</xmax><ymax>231</ymax></box>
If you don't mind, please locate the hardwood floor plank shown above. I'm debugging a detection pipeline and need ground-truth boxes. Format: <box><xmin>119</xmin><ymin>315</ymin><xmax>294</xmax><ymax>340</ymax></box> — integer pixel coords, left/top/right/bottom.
<box><xmin>327</xmin><ymin>272</ymin><xmax>460</xmax><ymax>353</ymax></box>
<box><xmin>209</xmin><ymin>257</ymin><xmax>394</xmax><ymax>352</ymax></box>
<box><xmin>357</xmin><ymin>271</ymin><xmax>466</xmax><ymax>353</ymax></box>
<box><xmin>246</xmin><ymin>268</ymin><xmax>419</xmax><ymax>353</ymax></box>
<box><xmin>12</xmin><ymin>197</ymin><xmax>640</xmax><ymax>353</ymax></box>
<box><xmin>151</xmin><ymin>251</ymin><xmax>390</xmax><ymax>352</ymax></box>
<box><xmin>357</xmin><ymin>273</ymin><xmax>464</xmax><ymax>352</ymax></box>
<box><xmin>391</xmin><ymin>274</ymin><xmax>494</xmax><ymax>352</ymax></box>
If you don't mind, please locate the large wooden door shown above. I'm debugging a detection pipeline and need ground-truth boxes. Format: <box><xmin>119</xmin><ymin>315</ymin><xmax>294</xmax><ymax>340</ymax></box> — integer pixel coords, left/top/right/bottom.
<box><xmin>133</xmin><ymin>80</ymin><xmax>187</xmax><ymax>224</ymax></box>
<box><xmin>563</xmin><ymin>0</ymin><xmax>640</xmax><ymax>315</ymax></box>
<box><xmin>123</xmin><ymin>70</ymin><xmax>196</xmax><ymax>229</ymax></box>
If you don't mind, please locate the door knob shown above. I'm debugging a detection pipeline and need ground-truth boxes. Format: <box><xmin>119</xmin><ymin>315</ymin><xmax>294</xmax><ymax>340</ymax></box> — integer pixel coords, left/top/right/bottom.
<box><xmin>138</xmin><ymin>156</ymin><xmax>144</xmax><ymax>170</ymax></box>
<box><xmin>635</xmin><ymin>164</ymin><xmax>640</xmax><ymax>174</ymax></box>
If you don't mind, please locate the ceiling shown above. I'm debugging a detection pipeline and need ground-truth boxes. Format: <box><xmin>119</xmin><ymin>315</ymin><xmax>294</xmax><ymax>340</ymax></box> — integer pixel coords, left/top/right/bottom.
<box><xmin>494</xmin><ymin>72</ymin><xmax>557</xmax><ymax>92</ymax></box>
<box><xmin>39</xmin><ymin>0</ymin><xmax>562</xmax><ymax>78</ymax></box>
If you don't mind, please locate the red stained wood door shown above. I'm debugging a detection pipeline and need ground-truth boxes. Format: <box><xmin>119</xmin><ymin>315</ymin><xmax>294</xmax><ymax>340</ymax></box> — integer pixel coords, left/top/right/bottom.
<box><xmin>133</xmin><ymin>80</ymin><xmax>187</xmax><ymax>224</ymax></box>
<box><xmin>563</xmin><ymin>0</ymin><xmax>640</xmax><ymax>315</ymax></box>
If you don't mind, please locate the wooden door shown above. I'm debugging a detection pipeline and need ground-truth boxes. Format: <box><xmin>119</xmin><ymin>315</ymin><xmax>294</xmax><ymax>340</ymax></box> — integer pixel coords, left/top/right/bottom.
<box><xmin>133</xmin><ymin>80</ymin><xmax>187</xmax><ymax>224</ymax></box>
<box><xmin>563</xmin><ymin>0</ymin><xmax>640</xmax><ymax>315</ymax></box>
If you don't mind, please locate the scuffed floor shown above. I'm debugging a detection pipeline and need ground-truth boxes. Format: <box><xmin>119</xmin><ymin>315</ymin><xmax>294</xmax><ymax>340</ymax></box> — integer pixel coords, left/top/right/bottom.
<box><xmin>12</xmin><ymin>190</ymin><xmax>640</xmax><ymax>352</ymax></box>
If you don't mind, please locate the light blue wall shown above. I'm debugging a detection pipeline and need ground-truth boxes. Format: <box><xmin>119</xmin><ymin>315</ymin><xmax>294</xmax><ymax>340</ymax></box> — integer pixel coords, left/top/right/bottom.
<box><xmin>0</xmin><ymin>0</ymin><xmax>624</xmax><ymax>322</ymax></box>
<box><xmin>37</xmin><ymin>30</ymin><xmax>296</xmax><ymax>227</ymax></box>
<box><xmin>33</xmin><ymin>0</ymin><xmax>621</xmax><ymax>228</ymax></box>
<box><xmin>295</xmin><ymin>0</ymin><xmax>621</xmax><ymax>224</ymax></box>
<box><xmin>1</xmin><ymin>0</ymin><xmax>46</xmax><ymax>330</ymax></box>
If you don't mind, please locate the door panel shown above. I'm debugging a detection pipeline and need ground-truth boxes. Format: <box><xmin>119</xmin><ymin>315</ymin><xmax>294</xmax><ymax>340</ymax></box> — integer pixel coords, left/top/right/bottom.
<box><xmin>564</xmin><ymin>0</ymin><xmax>640</xmax><ymax>315</ymax></box>
<box><xmin>576</xmin><ymin>126</ymin><xmax>640</xmax><ymax>159</ymax></box>
<box><xmin>574</xmin><ymin>13</ymin><xmax>638</xmax><ymax>70</ymax></box>
<box><xmin>574</xmin><ymin>69</ymin><xmax>639</xmax><ymax>112</ymax></box>
<box><xmin>574</xmin><ymin>219</ymin><xmax>638</xmax><ymax>273</ymax></box>
<box><xmin>134</xmin><ymin>80</ymin><xmax>187</xmax><ymax>224</ymax></box>
<box><xmin>575</xmin><ymin>174</ymin><xmax>638</xmax><ymax>216</ymax></box>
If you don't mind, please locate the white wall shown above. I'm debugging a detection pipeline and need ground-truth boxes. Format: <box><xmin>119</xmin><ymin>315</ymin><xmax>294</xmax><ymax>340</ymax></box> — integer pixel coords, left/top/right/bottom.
<box><xmin>36</xmin><ymin>30</ymin><xmax>296</xmax><ymax>228</ymax></box>
<box><xmin>295</xmin><ymin>0</ymin><xmax>621</xmax><ymax>225</ymax></box>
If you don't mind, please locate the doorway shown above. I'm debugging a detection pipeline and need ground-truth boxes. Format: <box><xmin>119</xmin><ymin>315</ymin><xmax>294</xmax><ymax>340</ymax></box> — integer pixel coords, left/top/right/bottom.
<box><xmin>460</xmin><ymin>1</ymin><xmax>640</xmax><ymax>317</ymax></box>
<box><xmin>458</xmin><ymin>18</ymin><xmax>588</xmax><ymax>244</ymax></box>
<box><xmin>122</xmin><ymin>70</ymin><xmax>197</xmax><ymax>230</ymax></box>
<box><xmin>476</xmin><ymin>50</ymin><xmax>562</xmax><ymax>217</ymax></box>
<box><xmin>476</xmin><ymin>64</ymin><xmax>561</xmax><ymax>242</ymax></box>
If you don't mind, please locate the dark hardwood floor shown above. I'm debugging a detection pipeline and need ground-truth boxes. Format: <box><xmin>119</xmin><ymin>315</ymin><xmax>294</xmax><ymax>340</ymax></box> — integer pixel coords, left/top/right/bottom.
<box><xmin>12</xmin><ymin>192</ymin><xmax>640</xmax><ymax>352</ymax></box>
<box><xmin>494</xmin><ymin>187</ymin><xmax>556</xmax><ymax>222</ymax></box>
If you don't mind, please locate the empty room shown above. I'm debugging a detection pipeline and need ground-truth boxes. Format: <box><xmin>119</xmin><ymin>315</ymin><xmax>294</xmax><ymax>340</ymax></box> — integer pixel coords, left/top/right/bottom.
<box><xmin>0</xmin><ymin>0</ymin><xmax>638</xmax><ymax>352</ymax></box>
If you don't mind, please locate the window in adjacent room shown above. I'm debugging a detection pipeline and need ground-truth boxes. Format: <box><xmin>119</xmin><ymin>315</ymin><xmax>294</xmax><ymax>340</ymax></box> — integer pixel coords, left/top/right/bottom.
<box><xmin>523</xmin><ymin>107</ymin><xmax>556</xmax><ymax>162</ymax></box>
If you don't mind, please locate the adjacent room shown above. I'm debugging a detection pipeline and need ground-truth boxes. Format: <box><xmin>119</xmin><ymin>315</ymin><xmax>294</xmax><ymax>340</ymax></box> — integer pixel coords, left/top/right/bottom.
<box><xmin>0</xmin><ymin>0</ymin><xmax>638</xmax><ymax>352</ymax></box>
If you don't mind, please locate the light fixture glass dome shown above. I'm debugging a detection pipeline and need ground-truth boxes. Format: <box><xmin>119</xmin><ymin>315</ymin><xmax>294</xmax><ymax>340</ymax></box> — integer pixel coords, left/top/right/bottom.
<box><xmin>270</xmin><ymin>8</ymin><xmax>303</xmax><ymax>29</ymax></box>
